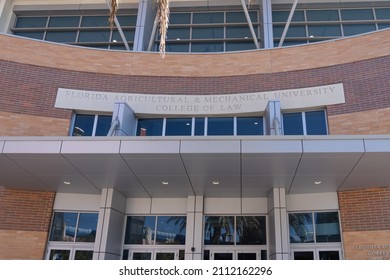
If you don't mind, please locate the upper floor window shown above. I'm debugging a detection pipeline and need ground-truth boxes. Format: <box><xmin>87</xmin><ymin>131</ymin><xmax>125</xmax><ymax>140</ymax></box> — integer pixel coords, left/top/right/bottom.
<box><xmin>72</xmin><ymin>114</ymin><xmax>112</xmax><ymax>136</ymax></box>
<box><xmin>282</xmin><ymin>110</ymin><xmax>327</xmax><ymax>135</ymax></box>
<box><xmin>289</xmin><ymin>211</ymin><xmax>341</xmax><ymax>244</ymax></box>
<box><xmin>136</xmin><ymin>116</ymin><xmax>264</xmax><ymax>136</ymax></box>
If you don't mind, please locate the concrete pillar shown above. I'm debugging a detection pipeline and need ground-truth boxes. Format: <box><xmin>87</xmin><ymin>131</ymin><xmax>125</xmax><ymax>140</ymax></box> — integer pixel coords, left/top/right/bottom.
<box><xmin>267</xmin><ymin>188</ymin><xmax>289</xmax><ymax>260</ymax></box>
<box><xmin>185</xmin><ymin>196</ymin><xmax>204</xmax><ymax>260</ymax></box>
<box><xmin>134</xmin><ymin>0</ymin><xmax>157</xmax><ymax>51</ymax></box>
<box><xmin>112</xmin><ymin>102</ymin><xmax>137</xmax><ymax>136</ymax></box>
<box><xmin>261</xmin><ymin>0</ymin><xmax>274</xmax><ymax>49</ymax></box>
<box><xmin>93</xmin><ymin>188</ymin><xmax>127</xmax><ymax>260</ymax></box>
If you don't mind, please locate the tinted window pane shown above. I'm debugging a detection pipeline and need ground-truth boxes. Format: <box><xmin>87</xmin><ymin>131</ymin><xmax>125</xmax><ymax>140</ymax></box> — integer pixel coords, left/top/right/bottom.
<box><xmin>124</xmin><ymin>216</ymin><xmax>156</xmax><ymax>244</ymax></box>
<box><xmin>112</xmin><ymin>30</ymin><xmax>135</xmax><ymax>42</ymax></box>
<box><xmin>194</xmin><ymin>118</ymin><xmax>205</xmax><ymax>136</ymax></box>
<box><xmin>73</xmin><ymin>114</ymin><xmax>94</xmax><ymax>136</ymax></box>
<box><xmin>236</xmin><ymin>216</ymin><xmax>266</xmax><ymax>245</ymax></box>
<box><xmin>307</xmin><ymin>25</ymin><xmax>341</xmax><ymax>37</ymax></box>
<box><xmin>204</xmin><ymin>216</ymin><xmax>234</xmax><ymax>245</ymax></box>
<box><xmin>76</xmin><ymin>213</ymin><xmax>98</xmax><ymax>242</ymax></box>
<box><xmin>226</xmin><ymin>42</ymin><xmax>256</xmax><ymax>51</ymax></box>
<box><xmin>137</xmin><ymin>119</ymin><xmax>163</xmax><ymax>136</ymax></box>
<box><xmin>15</xmin><ymin>17</ymin><xmax>47</xmax><ymax>28</ymax></box>
<box><xmin>306</xmin><ymin>10</ymin><xmax>339</xmax><ymax>21</ymax></box>
<box><xmin>166</xmin><ymin>43</ymin><xmax>189</xmax><ymax>52</ymax></box>
<box><xmin>376</xmin><ymin>8</ymin><xmax>390</xmax><ymax>20</ymax></box>
<box><xmin>226</xmin><ymin>11</ymin><xmax>257</xmax><ymax>23</ymax></box>
<box><xmin>13</xmin><ymin>31</ymin><xmax>44</xmax><ymax>40</ymax></box>
<box><xmin>315</xmin><ymin>212</ymin><xmax>341</xmax><ymax>242</ymax></box>
<box><xmin>165</xmin><ymin>118</ymin><xmax>192</xmax><ymax>136</ymax></box>
<box><xmin>95</xmin><ymin>115</ymin><xmax>112</xmax><ymax>136</ymax></box>
<box><xmin>193</xmin><ymin>12</ymin><xmax>224</xmax><ymax>24</ymax></box>
<box><xmin>207</xmin><ymin>117</ymin><xmax>234</xmax><ymax>135</ymax></box>
<box><xmin>192</xmin><ymin>27</ymin><xmax>223</xmax><ymax>39</ymax></box>
<box><xmin>74</xmin><ymin>250</ymin><xmax>93</xmax><ymax>260</ymax></box>
<box><xmin>191</xmin><ymin>42</ymin><xmax>223</xmax><ymax>53</ymax></box>
<box><xmin>283</xmin><ymin>113</ymin><xmax>303</xmax><ymax>135</ymax></box>
<box><xmin>81</xmin><ymin>16</ymin><xmax>109</xmax><ymax>27</ymax></box>
<box><xmin>48</xmin><ymin>16</ymin><xmax>80</xmax><ymax>27</ymax></box>
<box><xmin>170</xmin><ymin>13</ymin><xmax>191</xmax><ymax>24</ymax></box>
<box><xmin>272</xmin><ymin>11</ymin><xmax>305</xmax><ymax>22</ymax></box>
<box><xmin>78</xmin><ymin>30</ymin><xmax>110</xmax><ymax>42</ymax></box>
<box><xmin>305</xmin><ymin>110</ymin><xmax>327</xmax><ymax>135</ymax></box>
<box><xmin>289</xmin><ymin>213</ymin><xmax>314</xmax><ymax>243</ymax></box>
<box><xmin>237</xmin><ymin>117</ymin><xmax>263</xmax><ymax>135</ymax></box>
<box><xmin>49</xmin><ymin>250</ymin><xmax>70</xmax><ymax>260</ymax></box>
<box><xmin>343</xmin><ymin>24</ymin><xmax>376</xmax><ymax>36</ymax></box>
<box><xmin>341</xmin><ymin>9</ymin><xmax>374</xmax><ymax>20</ymax></box>
<box><xmin>50</xmin><ymin>212</ymin><xmax>78</xmax><ymax>242</ymax></box>
<box><xmin>116</xmin><ymin>15</ymin><xmax>137</xmax><ymax>26</ymax></box>
<box><xmin>45</xmin><ymin>31</ymin><xmax>77</xmax><ymax>43</ymax></box>
<box><xmin>226</xmin><ymin>26</ymin><xmax>257</xmax><ymax>38</ymax></box>
<box><xmin>156</xmin><ymin>216</ymin><xmax>186</xmax><ymax>245</ymax></box>
<box><xmin>166</xmin><ymin>28</ymin><xmax>190</xmax><ymax>40</ymax></box>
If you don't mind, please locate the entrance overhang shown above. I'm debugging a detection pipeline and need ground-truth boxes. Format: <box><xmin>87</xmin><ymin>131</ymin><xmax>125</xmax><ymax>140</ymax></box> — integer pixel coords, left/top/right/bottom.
<box><xmin>1</xmin><ymin>135</ymin><xmax>390</xmax><ymax>198</ymax></box>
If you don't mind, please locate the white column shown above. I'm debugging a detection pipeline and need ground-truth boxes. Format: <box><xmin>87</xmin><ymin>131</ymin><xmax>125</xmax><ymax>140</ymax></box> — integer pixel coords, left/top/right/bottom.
<box><xmin>267</xmin><ymin>188</ymin><xmax>289</xmax><ymax>260</ymax></box>
<box><xmin>185</xmin><ymin>196</ymin><xmax>204</xmax><ymax>260</ymax></box>
<box><xmin>93</xmin><ymin>188</ymin><xmax>127</xmax><ymax>260</ymax></box>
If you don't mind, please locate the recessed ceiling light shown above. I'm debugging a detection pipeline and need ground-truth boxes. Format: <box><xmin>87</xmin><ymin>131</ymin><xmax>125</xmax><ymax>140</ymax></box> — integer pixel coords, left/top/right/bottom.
<box><xmin>314</xmin><ymin>180</ymin><xmax>322</xmax><ymax>185</ymax></box>
<box><xmin>162</xmin><ymin>181</ymin><xmax>169</xmax><ymax>185</ymax></box>
<box><xmin>63</xmin><ymin>181</ymin><xmax>71</xmax><ymax>185</ymax></box>
<box><xmin>212</xmin><ymin>181</ymin><xmax>220</xmax><ymax>185</ymax></box>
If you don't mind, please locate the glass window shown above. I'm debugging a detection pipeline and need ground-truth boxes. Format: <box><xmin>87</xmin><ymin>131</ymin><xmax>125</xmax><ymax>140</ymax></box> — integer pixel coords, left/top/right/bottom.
<box><xmin>207</xmin><ymin>117</ymin><xmax>234</xmax><ymax>135</ymax></box>
<box><xmin>272</xmin><ymin>11</ymin><xmax>305</xmax><ymax>22</ymax></box>
<box><xmin>124</xmin><ymin>216</ymin><xmax>156</xmax><ymax>244</ymax></box>
<box><xmin>307</xmin><ymin>25</ymin><xmax>342</xmax><ymax>37</ymax></box>
<box><xmin>166</xmin><ymin>28</ymin><xmax>190</xmax><ymax>40</ymax></box>
<box><xmin>226</xmin><ymin>42</ymin><xmax>256</xmax><ymax>51</ymax></box>
<box><xmin>204</xmin><ymin>216</ymin><xmax>234</xmax><ymax>245</ymax></box>
<box><xmin>49</xmin><ymin>249</ymin><xmax>70</xmax><ymax>260</ymax></box>
<box><xmin>81</xmin><ymin>16</ymin><xmax>109</xmax><ymax>27</ymax></box>
<box><xmin>306</xmin><ymin>10</ymin><xmax>340</xmax><ymax>21</ymax></box>
<box><xmin>74</xmin><ymin>250</ymin><xmax>93</xmax><ymax>260</ymax></box>
<box><xmin>13</xmin><ymin>31</ymin><xmax>44</xmax><ymax>40</ymax></box>
<box><xmin>236</xmin><ymin>216</ymin><xmax>266</xmax><ymax>245</ymax></box>
<box><xmin>289</xmin><ymin>213</ymin><xmax>314</xmax><ymax>243</ymax></box>
<box><xmin>191</xmin><ymin>42</ymin><xmax>223</xmax><ymax>52</ymax></box>
<box><xmin>194</xmin><ymin>117</ymin><xmax>205</xmax><ymax>136</ymax></box>
<box><xmin>95</xmin><ymin>115</ymin><xmax>112</xmax><ymax>136</ymax></box>
<box><xmin>305</xmin><ymin>110</ymin><xmax>327</xmax><ymax>135</ymax></box>
<box><xmin>48</xmin><ymin>16</ymin><xmax>80</xmax><ymax>27</ymax></box>
<box><xmin>226</xmin><ymin>26</ymin><xmax>256</xmax><ymax>39</ymax></box>
<box><xmin>283</xmin><ymin>112</ymin><xmax>303</xmax><ymax>135</ymax></box>
<box><xmin>76</xmin><ymin>213</ymin><xmax>98</xmax><ymax>242</ymax></box>
<box><xmin>73</xmin><ymin>114</ymin><xmax>95</xmax><ymax>136</ymax></box>
<box><xmin>376</xmin><ymin>8</ymin><xmax>390</xmax><ymax>20</ymax></box>
<box><xmin>166</xmin><ymin>43</ymin><xmax>189</xmax><ymax>52</ymax></box>
<box><xmin>192</xmin><ymin>27</ymin><xmax>224</xmax><ymax>39</ymax></box>
<box><xmin>116</xmin><ymin>15</ymin><xmax>137</xmax><ymax>26</ymax></box>
<box><xmin>170</xmin><ymin>13</ymin><xmax>191</xmax><ymax>24</ymax></box>
<box><xmin>343</xmin><ymin>24</ymin><xmax>376</xmax><ymax>36</ymax></box>
<box><xmin>45</xmin><ymin>31</ymin><xmax>77</xmax><ymax>43</ymax></box>
<box><xmin>50</xmin><ymin>212</ymin><xmax>78</xmax><ymax>242</ymax></box>
<box><xmin>193</xmin><ymin>12</ymin><xmax>224</xmax><ymax>24</ymax></box>
<box><xmin>315</xmin><ymin>212</ymin><xmax>341</xmax><ymax>242</ymax></box>
<box><xmin>226</xmin><ymin>11</ymin><xmax>257</xmax><ymax>23</ymax></box>
<box><xmin>15</xmin><ymin>17</ymin><xmax>47</xmax><ymax>28</ymax></box>
<box><xmin>78</xmin><ymin>30</ymin><xmax>110</xmax><ymax>42</ymax></box>
<box><xmin>237</xmin><ymin>117</ymin><xmax>263</xmax><ymax>135</ymax></box>
<box><xmin>165</xmin><ymin>118</ymin><xmax>192</xmax><ymax>136</ymax></box>
<box><xmin>137</xmin><ymin>118</ymin><xmax>163</xmax><ymax>136</ymax></box>
<box><xmin>155</xmin><ymin>216</ymin><xmax>186</xmax><ymax>245</ymax></box>
<box><xmin>341</xmin><ymin>9</ymin><xmax>374</xmax><ymax>20</ymax></box>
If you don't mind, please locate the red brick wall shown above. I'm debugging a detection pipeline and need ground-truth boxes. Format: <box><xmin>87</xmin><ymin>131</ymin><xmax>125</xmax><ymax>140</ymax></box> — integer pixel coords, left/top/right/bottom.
<box><xmin>0</xmin><ymin>187</ymin><xmax>55</xmax><ymax>259</ymax></box>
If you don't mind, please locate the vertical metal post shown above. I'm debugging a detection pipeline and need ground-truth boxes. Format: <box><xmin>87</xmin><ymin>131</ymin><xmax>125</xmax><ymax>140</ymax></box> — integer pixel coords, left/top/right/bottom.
<box><xmin>240</xmin><ymin>0</ymin><xmax>260</xmax><ymax>49</ymax></box>
<box><xmin>278</xmin><ymin>0</ymin><xmax>299</xmax><ymax>47</ymax></box>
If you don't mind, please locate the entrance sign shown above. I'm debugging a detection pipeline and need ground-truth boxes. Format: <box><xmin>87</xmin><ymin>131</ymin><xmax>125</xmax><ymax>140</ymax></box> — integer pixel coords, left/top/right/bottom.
<box><xmin>55</xmin><ymin>83</ymin><xmax>345</xmax><ymax>115</ymax></box>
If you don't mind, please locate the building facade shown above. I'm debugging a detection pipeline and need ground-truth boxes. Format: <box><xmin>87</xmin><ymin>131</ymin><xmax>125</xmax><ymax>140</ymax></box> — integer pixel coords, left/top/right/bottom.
<box><xmin>1</xmin><ymin>0</ymin><xmax>390</xmax><ymax>260</ymax></box>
